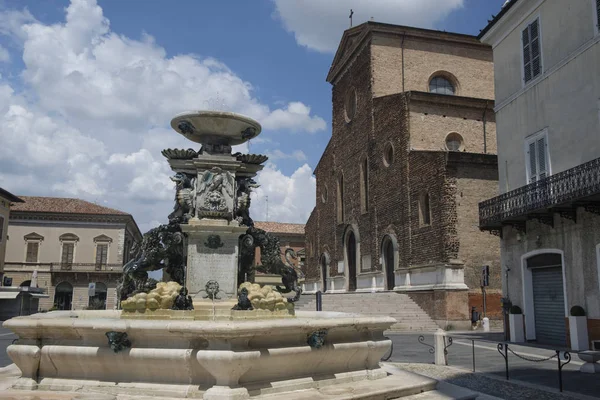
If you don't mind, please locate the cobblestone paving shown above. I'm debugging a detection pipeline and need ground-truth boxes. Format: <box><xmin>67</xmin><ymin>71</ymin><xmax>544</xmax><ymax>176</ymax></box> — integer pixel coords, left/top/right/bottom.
<box><xmin>393</xmin><ymin>363</ymin><xmax>588</xmax><ymax>400</ymax></box>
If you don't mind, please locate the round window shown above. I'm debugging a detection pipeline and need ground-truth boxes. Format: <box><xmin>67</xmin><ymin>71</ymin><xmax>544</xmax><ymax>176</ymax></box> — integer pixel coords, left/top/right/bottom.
<box><xmin>344</xmin><ymin>88</ymin><xmax>357</xmax><ymax>122</ymax></box>
<box><xmin>445</xmin><ymin>132</ymin><xmax>464</xmax><ymax>152</ymax></box>
<box><xmin>429</xmin><ymin>76</ymin><xmax>455</xmax><ymax>95</ymax></box>
<box><xmin>321</xmin><ymin>186</ymin><xmax>328</xmax><ymax>203</ymax></box>
<box><xmin>383</xmin><ymin>142</ymin><xmax>394</xmax><ymax>167</ymax></box>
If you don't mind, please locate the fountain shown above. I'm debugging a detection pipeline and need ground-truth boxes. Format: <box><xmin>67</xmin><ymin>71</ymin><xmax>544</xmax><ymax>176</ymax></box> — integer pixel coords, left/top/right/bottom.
<box><xmin>0</xmin><ymin>111</ymin><xmax>477</xmax><ymax>399</ymax></box>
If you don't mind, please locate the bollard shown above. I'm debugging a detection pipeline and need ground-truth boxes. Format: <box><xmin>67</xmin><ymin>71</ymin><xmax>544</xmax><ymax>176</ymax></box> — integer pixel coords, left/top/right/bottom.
<box><xmin>482</xmin><ymin>317</ymin><xmax>490</xmax><ymax>332</ymax></box>
<box><xmin>434</xmin><ymin>329</ymin><xmax>447</xmax><ymax>365</ymax></box>
<box><xmin>316</xmin><ymin>291</ymin><xmax>322</xmax><ymax>311</ymax></box>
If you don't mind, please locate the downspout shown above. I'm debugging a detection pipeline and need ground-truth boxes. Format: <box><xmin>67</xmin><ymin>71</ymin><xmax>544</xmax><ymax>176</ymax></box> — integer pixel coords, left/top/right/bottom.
<box><xmin>401</xmin><ymin>33</ymin><xmax>406</xmax><ymax>93</ymax></box>
<box><xmin>482</xmin><ymin>101</ymin><xmax>488</xmax><ymax>154</ymax></box>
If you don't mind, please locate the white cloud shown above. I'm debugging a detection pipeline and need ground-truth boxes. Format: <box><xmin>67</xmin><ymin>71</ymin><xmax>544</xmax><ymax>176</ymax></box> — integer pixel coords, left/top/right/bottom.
<box><xmin>272</xmin><ymin>0</ymin><xmax>464</xmax><ymax>53</ymax></box>
<box><xmin>0</xmin><ymin>45</ymin><xmax>9</xmax><ymax>62</ymax></box>
<box><xmin>251</xmin><ymin>163</ymin><xmax>316</xmax><ymax>224</ymax></box>
<box><xmin>262</xmin><ymin>102</ymin><xmax>326</xmax><ymax>133</ymax></box>
<box><xmin>266</xmin><ymin>149</ymin><xmax>307</xmax><ymax>162</ymax></box>
<box><xmin>0</xmin><ymin>0</ymin><xmax>323</xmax><ymax>231</ymax></box>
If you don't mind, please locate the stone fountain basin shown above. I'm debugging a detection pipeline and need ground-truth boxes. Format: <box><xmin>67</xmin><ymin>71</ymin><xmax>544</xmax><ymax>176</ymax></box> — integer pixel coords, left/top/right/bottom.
<box><xmin>4</xmin><ymin>310</ymin><xmax>395</xmax><ymax>398</ymax></box>
<box><xmin>171</xmin><ymin>111</ymin><xmax>261</xmax><ymax>146</ymax></box>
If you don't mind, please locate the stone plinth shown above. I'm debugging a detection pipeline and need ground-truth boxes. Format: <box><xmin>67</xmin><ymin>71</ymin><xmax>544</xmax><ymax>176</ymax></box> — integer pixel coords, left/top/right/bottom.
<box><xmin>182</xmin><ymin>219</ymin><xmax>248</xmax><ymax>300</ymax></box>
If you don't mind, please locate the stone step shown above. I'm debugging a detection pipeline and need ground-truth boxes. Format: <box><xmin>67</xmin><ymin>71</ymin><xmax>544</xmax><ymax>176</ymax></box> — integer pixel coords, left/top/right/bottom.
<box><xmin>294</xmin><ymin>292</ymin><xmax>439</xmax><ymax>331</ymax></box>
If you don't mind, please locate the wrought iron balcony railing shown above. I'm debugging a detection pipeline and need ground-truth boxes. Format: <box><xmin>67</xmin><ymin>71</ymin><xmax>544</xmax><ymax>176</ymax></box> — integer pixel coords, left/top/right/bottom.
<box><xmin>3</xmin><ymin>262</ymin><xmax>123</xmax><ymax>273</ymax></box>
<box><xmin>479</xmin><ymin>156</ymin><xmax>600</xmax><ymax>232</ymax></box>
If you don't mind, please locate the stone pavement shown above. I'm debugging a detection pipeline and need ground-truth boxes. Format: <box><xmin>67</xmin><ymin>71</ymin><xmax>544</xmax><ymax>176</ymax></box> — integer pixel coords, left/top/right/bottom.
<box><xmin>387</xmin><ymin>332</ymin><xmax>599</xmax><ymax>399</ymax></box>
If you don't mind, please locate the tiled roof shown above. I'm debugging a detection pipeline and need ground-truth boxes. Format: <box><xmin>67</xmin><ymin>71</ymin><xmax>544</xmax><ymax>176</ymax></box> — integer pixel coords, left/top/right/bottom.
<box><xmin>10</xmin><ymin>196</ymin><xmax>130</xmax><ymax>216</ymax></box>
<box><xmin>254</xmin><ymin>221</ymin><xmax>305</xmax><ymax>235</ymax></box>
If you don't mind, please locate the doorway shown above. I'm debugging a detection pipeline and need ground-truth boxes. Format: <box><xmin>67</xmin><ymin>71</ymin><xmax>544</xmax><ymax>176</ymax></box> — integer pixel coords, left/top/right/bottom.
<box><xmin>347</xmin><ymin>231</ymin><xmax>357</xmax><ymax>291</ymax></box>
<box><xmin>320</xmin><ymin>254</ymin><xmax>328</xmax><ymax>292</ymax></box>
<box><xmin>54</xmin><ymin>281</ymin><xmax>73</xmax><ymax>310</ymax></box>
<box><xmin>383</xmin><ymin>237</ymin><xmax>395</xmax><ymax>290</ymax></box>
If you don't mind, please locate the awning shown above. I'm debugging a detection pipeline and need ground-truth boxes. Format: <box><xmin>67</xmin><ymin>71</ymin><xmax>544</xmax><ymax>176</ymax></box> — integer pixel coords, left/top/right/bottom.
<box><xmin>30</xmin><ymin>293</ymin><xmax>49</xmax><ymax>299</ymax></box>
<box><xmin>0</xmin><ymin>292</ymin><xmax>19</xmax><ymax>299</ymax></box>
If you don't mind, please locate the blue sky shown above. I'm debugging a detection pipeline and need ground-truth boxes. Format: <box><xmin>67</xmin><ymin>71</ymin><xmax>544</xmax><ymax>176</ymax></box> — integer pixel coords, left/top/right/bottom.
<box><xmin>0</xmin><ymin>0</ymin><xmax>506</xmax><ymax>231</ymax></box>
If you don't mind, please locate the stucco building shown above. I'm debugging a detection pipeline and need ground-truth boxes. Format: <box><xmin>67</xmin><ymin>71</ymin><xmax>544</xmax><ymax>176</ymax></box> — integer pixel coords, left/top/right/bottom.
<box><xmin>304</xmin><ymin>21</ymin><xmax>501</xmax><ymax>327</ymax></box>
<box><xmin>0</xmin><ymin>187</ymin><xmax>24</xmax><ymax>285</ymax></box>
<box><xmin>3</xmin><ymin>196</ymin><xmax>142</xmax><ymax>311</ymax></box>
<box><xmin>479</xmin><ymin>0</ymin><xmax>600</xmax><ymax>348</ymax></box>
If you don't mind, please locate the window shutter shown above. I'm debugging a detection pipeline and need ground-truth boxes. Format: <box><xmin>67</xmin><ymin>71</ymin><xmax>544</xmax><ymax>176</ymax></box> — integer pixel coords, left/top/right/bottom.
<box><xmin>530</xmin><ymin>19</ymin><xmax>541</xmax><ymax>78</ymax></box>
<box><xmin>536</xmin><ymin>136</ymin><xmax>547</xmax><ymax>179</ymax></box>
<box><xmin>96</xmin><ymin>244</ymin><xmax>108</xmax><ymax>265</ymax></box>
<box><xmin>523</xmin><ymin>19</ymin><xmax>541</xmax><ymax>83</ymax></box>
<box><xmin>528</xmin><ymin>141</ymin><xmax>538</xmax><ymax>182</ymax></box>
<box><xmin>26</xmin><ymin>242</ymin><xmax>39</xmax><ymax>263</ymax></box>
<box><xmin>62</xmin><ymin>243</ymin><xmax>74</xmax><ymax>265</ymax></box>
<box><xmin>0</xmin><ymin>216</ymin><xmax>4</xmax><ymax>242</ymax></box>
<box><xmin>522</xmin><ymin>27</ymin><xmax>532</xmax><ymax>82</ymax></box>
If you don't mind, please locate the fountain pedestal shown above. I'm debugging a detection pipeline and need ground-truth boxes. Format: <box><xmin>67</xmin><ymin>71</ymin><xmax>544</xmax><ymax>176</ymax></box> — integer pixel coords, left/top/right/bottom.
<box><xmin>183</xmin><ymin>219</ymin><xmax>247</xmax><ymax>300</ymax></box>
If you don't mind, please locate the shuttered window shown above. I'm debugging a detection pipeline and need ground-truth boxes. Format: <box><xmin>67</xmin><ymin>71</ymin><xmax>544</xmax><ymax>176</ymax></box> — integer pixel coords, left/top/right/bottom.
<box><xmin>26</xmin><ymin>242</ymin><xmax>39</xmax><ymax>263</ymax></box>
<box><xmin>96</xmin><ymin>244</ymin><xmax>108</xmax><ymax>266</ymax></box>
<box><xmin>0</xmin><ymin>216</ymin><xmax>4</xmax><ymax>243</ymax></box>
<box><xmin>61</xmin><ymin>243</ymin><xmax>74</xmax><ymax>267</ymax></box>
<box><xmin>522</xmin><ymin>18</ymin><xmax>542</xmax><ymax>83</ymax></box>
<box><xmin>596</xmin><ymin>0</ymin><xmax>600</xmax><ymax>32</ymax></box>
<box><xmin>526</xmin><ymin>131</ymin><xmax>550</xmax><ymax>183</ymax></box>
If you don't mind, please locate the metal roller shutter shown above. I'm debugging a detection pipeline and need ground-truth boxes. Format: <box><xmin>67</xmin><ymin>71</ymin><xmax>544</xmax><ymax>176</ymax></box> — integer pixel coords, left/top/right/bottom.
<box><xmin>532</xmin><ymin>267</ymin><xmax>566</xmax><ymax>346</ymax></box>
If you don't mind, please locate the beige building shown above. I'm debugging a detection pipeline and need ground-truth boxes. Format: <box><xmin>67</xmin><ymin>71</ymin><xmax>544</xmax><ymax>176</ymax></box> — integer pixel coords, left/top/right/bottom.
<box><xmin>0</xmin><ymin>187</ymin><xmax>24</xmax><ymax>285</ymax></box>
<box><xmin>4</xmin><ymin>196</ymin><xmax>142</xmax><ymax>311</ymax></box>
<box><xmin>479</xmin><ymin>0</ymin><xmax>600</xmax><ymax>347</ymax></box>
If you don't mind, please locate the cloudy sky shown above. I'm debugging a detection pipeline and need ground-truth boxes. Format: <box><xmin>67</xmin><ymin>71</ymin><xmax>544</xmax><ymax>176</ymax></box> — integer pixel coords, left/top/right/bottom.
<box><xmin>0</xmin><ymin>0</ymin><xmax>505</xmax><ymax>233</ymax></box>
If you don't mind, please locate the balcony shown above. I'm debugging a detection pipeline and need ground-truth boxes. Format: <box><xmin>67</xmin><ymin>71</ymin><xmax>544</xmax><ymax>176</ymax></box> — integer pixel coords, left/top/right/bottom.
<box><xmin>3</xmin><ymin>262</ymin><xmax>123</xmax><ymax>273</ymax></box>
<box><xmin>479</xmin><ymin>157</ymin><xmax>600</xmax><ymax>235</ymax></box>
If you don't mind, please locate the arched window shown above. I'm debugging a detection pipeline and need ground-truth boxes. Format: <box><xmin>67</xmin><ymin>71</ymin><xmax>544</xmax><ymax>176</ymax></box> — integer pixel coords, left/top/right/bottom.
<box><xmin>360</xmin><ymin>157</ymin><xmax>369</xmax><ymax>213</ymax></box>
<box><xmin>337</xmin><ymin>175</ymin><xmax>344</xmax><ymax>223</ymax></box>
<box><xmin>419</xmin><ymin>192</ymin><xmax>431</xmax><ymax>226</ymax></box>
<box><xmin>344</xmin><ymin>87</ymin><xmax>357</xmax><ymax>122</ymax></box>
<box><xmin>429</xmin><ymin>76</ymin><xmax>455</xmax><ymax>95</ymax></box>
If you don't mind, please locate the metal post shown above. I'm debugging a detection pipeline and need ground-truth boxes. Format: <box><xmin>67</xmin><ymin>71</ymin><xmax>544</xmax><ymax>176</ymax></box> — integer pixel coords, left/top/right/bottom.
<box><xmin>505</xmin><ymin>344</ymin><xmax>509</xmax><ymax>380</ymax></box>
<box><xmin>316</xmin><ymin>291</ymin><xmax>322</xmax><ymax>311</ymax></box>
<box><xmin>557</xmin><ymin>351</ymin><xmax>563</xmax><ymax>392</ymax></box>
<box><xmin>472</xmin><ymin>340</ymin><xmax>475</xmax><ymax>373</ymax></box>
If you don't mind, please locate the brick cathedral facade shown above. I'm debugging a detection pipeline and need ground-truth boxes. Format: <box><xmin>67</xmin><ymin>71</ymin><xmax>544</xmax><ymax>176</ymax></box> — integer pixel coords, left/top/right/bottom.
<box><xmin>304</xmin><ymin>22</ymin><xmax>502</xmax><ymax>327</ymax></box>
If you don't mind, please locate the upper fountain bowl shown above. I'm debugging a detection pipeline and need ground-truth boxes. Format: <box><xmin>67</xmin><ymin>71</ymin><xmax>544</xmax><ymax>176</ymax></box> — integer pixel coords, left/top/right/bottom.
<box><xmin>170</xmin><ymin>111</ymin><xmax>261</xmax><ymax>146</ymax></box>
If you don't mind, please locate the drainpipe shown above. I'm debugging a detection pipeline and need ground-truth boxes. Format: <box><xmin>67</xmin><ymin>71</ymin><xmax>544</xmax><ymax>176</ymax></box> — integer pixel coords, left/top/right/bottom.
<box><xmin>482</xmin><ymin>101</ymin><xmax>488</xmax><ymax>154</ymax></box>
<box><xmin>401</xmin><ymin>33</ymin><xmax>406</xmax><ymax>93</ymax></box>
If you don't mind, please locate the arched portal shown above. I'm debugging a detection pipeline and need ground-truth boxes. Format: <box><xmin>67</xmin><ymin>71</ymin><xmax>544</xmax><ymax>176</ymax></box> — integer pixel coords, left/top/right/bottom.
<box><xmin>320</xmin><ymin>252</ymin><xmax>330</xmax><ymax>292</ymax></box>
<box><xmin>54</xmin><ymin>282</ymin><xmax>73</xmax><ymax>310</ymax></box>
<box><xmin>347</xmin><ymin>231</ymin><xmax>357</xmax><ymax>291</ymax></box>
<box><xmin>382</xmin><ymin>235</ymin><xmax>397</xmax><ymax>290</ymax></box>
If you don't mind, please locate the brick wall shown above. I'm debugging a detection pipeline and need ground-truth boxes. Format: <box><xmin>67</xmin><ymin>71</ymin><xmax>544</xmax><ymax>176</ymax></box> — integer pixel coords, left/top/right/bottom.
<box><xmin>371</xmin><ymin>34</ymin><xmax>493</xmax><ymax>99</ymax></box>
<box><xmin>449</xmin><ymin>155</ymin><xmax>501</xmax><ymax>291</ymax></box>
<box><xmin>408</xmin><ymin>102</ymin><xmax>496</xmax><ymax>154</ymax></box>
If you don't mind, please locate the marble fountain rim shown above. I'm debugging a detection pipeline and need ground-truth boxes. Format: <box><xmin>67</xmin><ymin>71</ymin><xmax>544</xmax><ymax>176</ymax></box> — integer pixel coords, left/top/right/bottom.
<box><xmin>3</xmin><ymin>310</ymin><xmax>396</xmax><ymax>338</ymax></box>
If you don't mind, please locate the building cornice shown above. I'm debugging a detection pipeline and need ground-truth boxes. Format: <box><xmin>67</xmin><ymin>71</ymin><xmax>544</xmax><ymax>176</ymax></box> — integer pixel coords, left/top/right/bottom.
<box><xmin>9</xmin><ymin>211</ymin><xmax>135</xmax><ymax>226</ymax></box>
<box><xmin>480</xmin><ymin>0</ymin><xmax>544</xmax><ymax>48</ymax></box>
<box><xmin>406</xmin><ymin>91</ymin><xmax>495</xmax><ymax>111</ymax></box>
